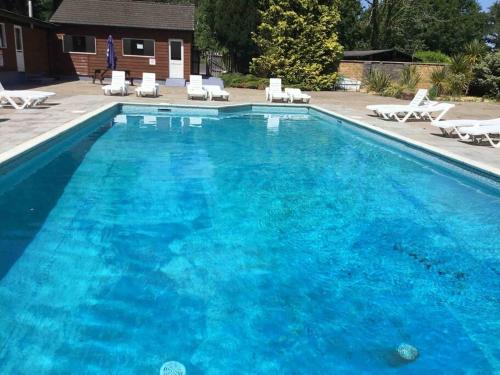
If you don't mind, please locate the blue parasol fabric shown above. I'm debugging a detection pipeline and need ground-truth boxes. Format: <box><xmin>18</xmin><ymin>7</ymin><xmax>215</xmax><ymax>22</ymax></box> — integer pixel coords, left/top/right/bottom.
<box><xmin>106</xmin><ymin>35</ymin><xmax>117</xmax><ymax>70</ymax></box>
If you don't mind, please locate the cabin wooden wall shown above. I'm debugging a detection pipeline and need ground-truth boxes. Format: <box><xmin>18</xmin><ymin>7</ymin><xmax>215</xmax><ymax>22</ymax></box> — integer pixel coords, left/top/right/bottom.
<box><xmin>0</xmin><ymin>16</ymin><xmax>51</xmax><ymax>74</ymax></box>
<box><xmin>51</xmin><ymin>25</ymin><xmax>193</xmax><ymax>80</ymax></box>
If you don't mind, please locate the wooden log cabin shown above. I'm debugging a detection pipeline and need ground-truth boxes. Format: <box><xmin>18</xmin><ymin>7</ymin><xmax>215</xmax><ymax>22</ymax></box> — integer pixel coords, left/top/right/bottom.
<box><xmin>50</xmin><ymin>0</ymin><xmax>195</xmax><ymax>82</ymax></box>
<box><xmin>0</xmin><ymin>9</ymin><xmax>53</xmax><ymax>83</ymax></box>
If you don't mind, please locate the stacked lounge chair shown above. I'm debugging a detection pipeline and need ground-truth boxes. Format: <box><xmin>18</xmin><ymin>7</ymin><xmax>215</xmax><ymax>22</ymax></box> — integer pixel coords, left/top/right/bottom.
<box><xmin>266</xmin><ymin>79</ymin><xmax>312</xmax><ymax>103</ymax></box>
<box><xmin>204</xmin><ymin>85</ymin><xmax>230</xmax><ymax>101</ymax></box>
<box><xmin>285</xmin><ymin>88</ymin><xmax>311</xmax><ymax>103</ymax></box>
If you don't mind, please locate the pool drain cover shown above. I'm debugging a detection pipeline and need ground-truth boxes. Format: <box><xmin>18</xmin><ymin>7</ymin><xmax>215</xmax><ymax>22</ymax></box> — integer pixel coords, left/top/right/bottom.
<box><xmin>160</xmin><ymin>361</ymin><xmax>186</xmax><ymax>375</ymax></box>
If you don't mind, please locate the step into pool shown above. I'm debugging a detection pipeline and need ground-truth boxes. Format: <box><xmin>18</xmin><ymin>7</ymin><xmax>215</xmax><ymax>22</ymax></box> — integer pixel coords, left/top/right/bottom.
<box><xmin>0</xmin><ymin>104</ymin><xmax>498</xmax><ymax>374</ymax></box>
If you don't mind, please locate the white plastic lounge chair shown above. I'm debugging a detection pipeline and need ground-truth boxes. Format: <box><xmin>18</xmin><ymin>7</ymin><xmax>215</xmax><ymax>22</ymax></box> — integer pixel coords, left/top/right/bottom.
<box><xmin>430</xmin><ymin>118</ymin><xmax>500</xmax><ymax>139</ymax></box>
<box><xmin>266</xmin><ymin>78</ymin><xmax>289</xmax><ymax>102</ymax></box>
<box><xmin>375</xmin><ymin>102</ymin><xmax>455</xmax><ymax>123</ymax></box>
<box><xmin>135</xmin><ymin>73</ymin><xmax>159</xmax><ymax>97</ymax></box>
<box><xmin>285</xmin><ymin>88</ymin><xmax>311</xmax><ymax>103</ymax></box>
<box><xmin>460</xmin><ymin>122</ymin><xmax>500</xmax><ymax>148</ymax></box>
<box><xmin>367</xmin><ymin>89</ymin><xmax>432</xmax><ymax>119</ymax></box>
<box><xmin>204</xmin><ymin>85</ymin><xmax>230</xmax><ymax>101</ymax></box>
<box><xmin>102</xmin><ymin>71</ymin><xmax>129</xmax><ymax>96</ymax></box>
<box><xmin>187</xmin><ymin>75</ymin><xmax>208</xmax><ymax>100</ymax></box>
<box><xmin>0</xmin><ymin>82</ymin><xmax>55</xmax><ymax>109</ymax></box>
<box><xmin>431</xmin><ymin>119</ymin><xmax>480</xmax><ymax>138</ymax></box>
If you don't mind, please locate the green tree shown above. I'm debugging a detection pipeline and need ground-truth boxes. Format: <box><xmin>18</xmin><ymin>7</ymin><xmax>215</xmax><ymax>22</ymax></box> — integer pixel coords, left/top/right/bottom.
<box><xmin>487</xmin><ymin>1</ymin><xmax>500</xmax><ymax>49</ymax></box>
<box><xmin>418</xmin><ymin>0</ymin><xmax>488</xmax><ymax>54</ymax></box>
<box><xmin>471</xmin><ymin>51</ymin><xmax>500</xmax><ymax>98</ymax></box>
<box><xmin>334</xmin><ymin>0</ymin><xmax>363</xmax><ymax>50</ymax></box>
<box><xmin>195</xmin><ymin>0</ymin><xmax>259</xmax><ymax>72</ymax></box>
<box><xmin>250</xmin><ymin>0</ymin><xmax>343</xmax><ymax>90</ymax></box>
<box><xmin>359</xmin><ymin>0</ymin><xmax>488</xmax><ymax>55</ymax></box>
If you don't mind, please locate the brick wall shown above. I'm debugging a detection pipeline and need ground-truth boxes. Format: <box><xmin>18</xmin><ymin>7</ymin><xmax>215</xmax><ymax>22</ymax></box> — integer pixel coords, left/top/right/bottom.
<box><xmin>51</xmin><ymin>25</ymin><xmax>193</xmax><ymax>80</ymax></box>
<box><xmin>338</xmin><ymin>60</ymin><xmax>445</xmax><ymax>89</ymax></box>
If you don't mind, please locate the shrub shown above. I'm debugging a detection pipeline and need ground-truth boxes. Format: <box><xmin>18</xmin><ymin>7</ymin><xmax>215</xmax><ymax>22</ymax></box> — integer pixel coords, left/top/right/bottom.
<box><xmin>430</xmin><ymin>67</ymin><xmax>448</xmax><ymax>96</ymax></box>
<box><xmin>428</xmin><ymin>86</ymin><xmax>438</xmax><ymax>100</ymax></box>
<box><xmin>471</xmin><ymin>52</ymin><xmax>500</xmax><ymax>99</ymax></box>
<box><xmin>399</xmin><ymin>65</ymin><xmax>421</xmax><ymax>90</ymax></box>
<box><xmin>221</xmin><ymin>73</ymin><xmax>268</xmax><ymax>90</ymax></box>
<box><xmin>445</xmin><ymin>73</ymin><xmax>469</xmax><ymax>98</ymax></box>
<box><xmin>382</xmin><ymin>84</ymin><xmax>405</xmax><ymax>98</ymax></box>
<box><xmin>464</xmin><ymin>40</ymin><xmax>488</xmax><ymax>66</ymax></box>
<box><xmin>448</xmin><ymin>54</ymin><xmax>474</xmax><ymax>95</ymax></box>
<box><xmin>250</xmin><ymin>1</ymin><xmax>343</xmax><ymax>90</ymax></box>
<box><xmin>414</xmin><ymin>51</ymin><xmax>451</xmax><ymax>64</ymax></box>
<box><xmin>365</xmin><ymin>69</ymin><xmax>392</xmax><ymax>93</ymax></box>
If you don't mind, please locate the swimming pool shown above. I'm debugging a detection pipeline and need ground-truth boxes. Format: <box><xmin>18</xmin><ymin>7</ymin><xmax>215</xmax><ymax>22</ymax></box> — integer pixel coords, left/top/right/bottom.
<box><xmin>0</xmin><ymin>104</ymin><xmax>498</xmax><ymax>374</ymax></box>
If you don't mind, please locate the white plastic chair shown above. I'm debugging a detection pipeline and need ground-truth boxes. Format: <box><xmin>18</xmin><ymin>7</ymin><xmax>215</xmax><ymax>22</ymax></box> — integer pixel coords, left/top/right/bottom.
<box><xmin>266</xmin><ymin>78</ymin><xmax>289</xmax><ymax>102</ymax></box>
<box><xmin>187</xmin><ymin>75</ymin><xmax>208</xmax><ymax>100</ymax></box>
<box><xmin>135</xmin><ymin>73</ymin><xmax>159</xmax><ymax>97</ymax></box>
<box><xmin>102</xmin><ymin>71</ymin><xmax>129</xmax><ymax>96</ymax></box>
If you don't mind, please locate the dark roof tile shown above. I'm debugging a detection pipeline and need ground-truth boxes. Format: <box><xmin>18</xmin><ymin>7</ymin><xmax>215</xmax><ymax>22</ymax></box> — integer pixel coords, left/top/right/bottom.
<box><xmin>50</xmin><ymin>0</ymin><xmax>195</xmax><ymax>31</ymax></box>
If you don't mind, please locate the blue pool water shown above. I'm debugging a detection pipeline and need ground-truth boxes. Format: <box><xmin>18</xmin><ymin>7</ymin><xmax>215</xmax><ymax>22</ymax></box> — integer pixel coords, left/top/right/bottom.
<box><xmin>0</xmin><ymin>105</ymin><xmax>499</xmax><ymax>374</ymax></box>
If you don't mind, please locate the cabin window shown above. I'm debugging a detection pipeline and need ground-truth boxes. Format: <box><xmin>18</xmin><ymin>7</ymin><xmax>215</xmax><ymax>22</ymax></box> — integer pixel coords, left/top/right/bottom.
<box><xmin>0</xmin><ymin>24</ymin><xmax>6</xmax><ymax>48</ymax></box>
<box><xmin>122</xmin><ymin>38</ymin><xmax>155</xmax><ymax>57</ymax></box>
<box><xmin>63</xmin><ymin>35</ymin><xmax>96</xmax><ymax>54</ymax></box>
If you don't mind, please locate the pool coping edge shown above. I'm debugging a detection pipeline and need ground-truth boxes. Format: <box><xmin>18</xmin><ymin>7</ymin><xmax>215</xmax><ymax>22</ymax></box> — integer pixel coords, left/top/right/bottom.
<box><xmin>0</xmin><ymin>101</ymin><xmax>498</xmax><ymax>180</ymax></box>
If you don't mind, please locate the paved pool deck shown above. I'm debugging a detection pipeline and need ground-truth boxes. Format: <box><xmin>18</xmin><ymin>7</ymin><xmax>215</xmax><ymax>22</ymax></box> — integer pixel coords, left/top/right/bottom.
<box><xmin>0</xmin><ymin>80</ymin><xmax>499</xmax><ymax>172</ymax></box>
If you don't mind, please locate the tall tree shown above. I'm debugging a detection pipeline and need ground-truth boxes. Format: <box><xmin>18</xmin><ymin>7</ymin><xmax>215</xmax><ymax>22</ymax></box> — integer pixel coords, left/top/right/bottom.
<box><xmin>358</xmin><ymin>0</ymin><xmax>488</xmax><ymax>54</ymax></box>
<box><xmin>195</xmin><ymin>0</ymin><xmax>259</xmax><ymax>72</ymax></box>
<box><xmin>487</xmin><ymin>1</ymin><xmax>500</xmax><ymax>49</ymax></box>
<box><xmin>334</xmin><ymin>0</ymin><xmax>363</xmax><ymax>50</ymax></box>
<box><xmin>419</xmin><ymin>0</ymin><xmax>488</xmax><ymax>54</ymax></box>
<box><xmin>251</xmin><ymin>0</ymin><xmax>343</xmax><ymax>90</ymax></box>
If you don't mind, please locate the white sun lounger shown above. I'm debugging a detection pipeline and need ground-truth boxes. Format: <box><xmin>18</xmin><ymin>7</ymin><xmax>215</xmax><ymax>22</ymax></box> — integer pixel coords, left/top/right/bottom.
<box><xmin>431</xmin><ymin>119</ymin><xmax>480</xmax><ymax>139</ymax></box>
<box><xmin>430</xmin><ymin>118</ymin><xmax>500</xmax><ymax>139</ymax></box>
<box><xmin>266</xmin><ymin>78</ymin><xmax>289</xmax><ymax>102</ymax></box>
<box><xmin>102</xmin><ymin>71</ymin><xmax>129</xmax><ymax>96</ymax></box>
<box><xmin>375</xmin><ymin>102</ymin><xmax>455</xmax><ymax>123</ymax></box>
<box><xmin>458</xmin><ymin>120</ymin><xmax>500</xmax><ymax>148</ymax></box>
<box><xmin>285</xmin><ymin>88</ymin><xmax>311</xmax><ymax>103</ymax></box>
<box><xmin>135</xmin><ymin>73</ymin><xmax>159</xmax><ymax>97</ymax></box>
<box><xmin>0</xmin><ymin>82</ymin><xmax>55</xmax><ymax>109</ymax></box>
<box><xmin>187</xmin><ymin>75</ymin><xmax>208</xmax><ymax>100</ymax></box>
<box><xmin>367</xmin><ymin>89</ymin><xmax>432</xmax><ymax>119</ymax></box>
<box><xmin>204</xmin><ymin>85</ymin><xmax>230</xmax><ymax>101</ymax></box>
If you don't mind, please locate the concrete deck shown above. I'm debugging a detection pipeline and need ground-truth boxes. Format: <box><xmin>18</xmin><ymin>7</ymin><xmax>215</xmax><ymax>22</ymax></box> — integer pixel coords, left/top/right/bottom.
<box><xmin>1</xmin><ymin>80</ymin><xmax>499</xmax><ymax>172</ymax></box>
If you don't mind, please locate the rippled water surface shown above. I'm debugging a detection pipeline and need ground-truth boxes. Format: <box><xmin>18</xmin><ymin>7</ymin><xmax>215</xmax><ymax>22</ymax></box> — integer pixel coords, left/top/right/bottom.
<box><xmin>0</xmin><ymin>108</ymin><xmax>499</xmax><ymax>374</ymax></box>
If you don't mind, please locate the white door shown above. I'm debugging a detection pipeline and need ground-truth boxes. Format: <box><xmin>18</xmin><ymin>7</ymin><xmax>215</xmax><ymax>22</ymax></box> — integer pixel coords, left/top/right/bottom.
<box><xmin>169</xmin><ymin>39</ymin><xmax>184</xmax><ymax>79</ymax></box>
<box><xmin>14</xmin><ymin>25</ymin><xmax>25</xmax><ymax>72</ymax></box>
